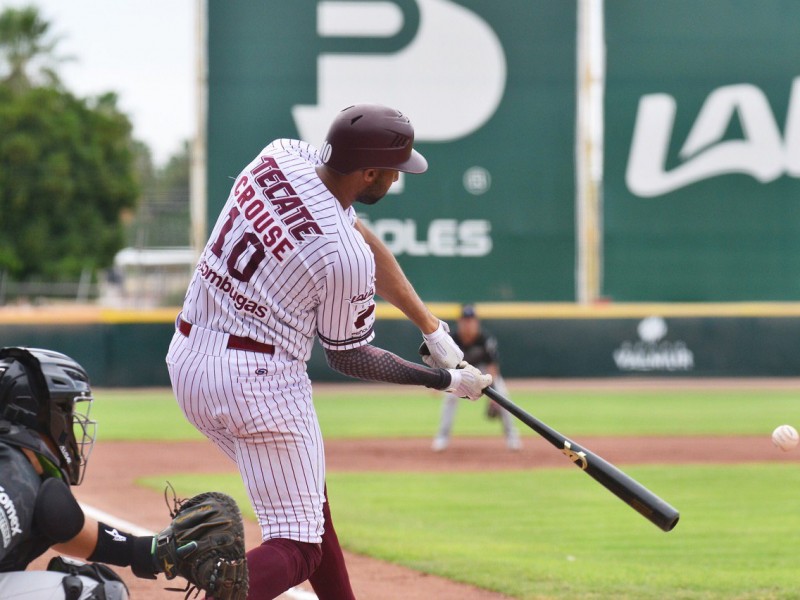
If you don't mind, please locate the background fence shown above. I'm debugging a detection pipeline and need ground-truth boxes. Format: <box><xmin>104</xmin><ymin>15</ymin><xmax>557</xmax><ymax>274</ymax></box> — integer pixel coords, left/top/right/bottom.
<box><xmin>6</xmin><ymin>2</ymin><xmax>800</xmax><ymax>384</ymax></box>
<box><xmin>2</xmin><ymin>304</ymin><xmax>799</xmax><ymax>386</ymax></box>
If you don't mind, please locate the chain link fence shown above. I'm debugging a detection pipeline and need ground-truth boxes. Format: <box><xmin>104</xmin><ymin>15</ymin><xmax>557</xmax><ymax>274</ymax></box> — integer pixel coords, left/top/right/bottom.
<box><xmin>1</xmin><ymin>191</ymin><xmax>194</xmax><ymax>308</ymax></box>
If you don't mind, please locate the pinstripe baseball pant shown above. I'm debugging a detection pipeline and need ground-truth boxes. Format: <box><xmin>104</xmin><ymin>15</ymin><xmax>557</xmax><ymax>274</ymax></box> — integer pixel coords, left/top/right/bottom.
<box><xmin>166</xmin><ymin>323</ymin><xmax>326</xmax><ymax>544</ymax></box>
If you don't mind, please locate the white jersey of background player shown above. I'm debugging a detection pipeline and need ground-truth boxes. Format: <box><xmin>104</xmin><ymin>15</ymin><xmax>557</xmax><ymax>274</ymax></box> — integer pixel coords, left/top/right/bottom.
<box><xmin>167</xmin><ymin>104</ymin><xmax>492</xmax><ymax>599</ymax></box>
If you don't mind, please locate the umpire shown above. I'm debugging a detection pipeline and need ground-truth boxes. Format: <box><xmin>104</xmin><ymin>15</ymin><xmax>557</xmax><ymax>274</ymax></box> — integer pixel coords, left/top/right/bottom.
<box><xmin>432</xmin><ymin>304</ymin><xmax>521</xmax><ymax>451</ymax></box>
<box><xmin>0</xmin><ymin>347</ymin><xmax>165</xmax><ymax>599</ymax></box>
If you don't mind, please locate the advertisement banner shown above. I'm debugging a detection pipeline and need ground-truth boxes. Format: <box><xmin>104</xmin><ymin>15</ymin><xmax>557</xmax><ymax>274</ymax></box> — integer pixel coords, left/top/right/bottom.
<box><xmin>604</xmin><ymin>0</ymin><xmax>800</xmax><ymax>301</ymax></box>
<box><xmin>207</xmin><ymin>1</ymin><xmax>577</xmax><ymax>301</ymax></box>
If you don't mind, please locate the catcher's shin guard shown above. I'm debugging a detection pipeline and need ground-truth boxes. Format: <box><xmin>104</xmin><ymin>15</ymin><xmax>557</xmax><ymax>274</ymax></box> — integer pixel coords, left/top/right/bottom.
<box><xmin>48</xmin><ymin>556</ymin><xmax>130</xmax><ymax>600</ymax></box>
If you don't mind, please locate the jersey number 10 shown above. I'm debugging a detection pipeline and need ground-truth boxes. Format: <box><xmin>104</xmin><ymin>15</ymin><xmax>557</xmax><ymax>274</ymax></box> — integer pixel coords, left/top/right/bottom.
<box><xmin>210</xmin><ymin>206</ymin><xmax>266</xmax><ymax>283</ymax></box>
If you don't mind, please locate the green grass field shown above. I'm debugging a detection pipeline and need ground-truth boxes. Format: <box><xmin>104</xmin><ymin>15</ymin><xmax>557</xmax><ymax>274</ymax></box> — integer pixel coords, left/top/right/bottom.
<box><xmin>94</xmin><ymin>385</ymin><xmax>800</xmax><ymax>439</ymax></box>
<box><xmin>96</xmin><ymin>385</ymin><xmax>800</xmax><ymax>599</ymax></box>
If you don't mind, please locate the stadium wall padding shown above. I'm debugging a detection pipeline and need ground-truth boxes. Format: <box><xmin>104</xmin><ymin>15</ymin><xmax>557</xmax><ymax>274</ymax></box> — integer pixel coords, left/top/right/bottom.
<box><xmin>1</xmin><ymin>305</ymin><xmax>798</xmax><ymax>386</ymax></box>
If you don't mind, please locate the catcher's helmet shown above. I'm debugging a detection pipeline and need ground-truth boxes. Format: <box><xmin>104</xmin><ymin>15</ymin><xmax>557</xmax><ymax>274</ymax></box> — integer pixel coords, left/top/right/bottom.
<box><xmin>0</xmin><ymin>347</ymin><xmax>96</xmax><ymax>485</ymax></box>
<box><xmin>320</xmin><ymin>104</ymin><xmax>428</xmax><ymax>174</ymax></box>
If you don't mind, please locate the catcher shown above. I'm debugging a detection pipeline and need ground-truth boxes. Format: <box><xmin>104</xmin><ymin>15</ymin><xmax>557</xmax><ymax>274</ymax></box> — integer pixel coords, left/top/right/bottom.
<box><xmin>0</xmin><ymin>346</ymin><xmax>248</xmax><ymax>599</ymax></box>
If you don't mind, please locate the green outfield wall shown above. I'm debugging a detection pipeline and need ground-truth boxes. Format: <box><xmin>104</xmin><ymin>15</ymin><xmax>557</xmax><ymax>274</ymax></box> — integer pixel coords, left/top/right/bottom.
<box><xmin>206</xmin><ymin>1</ymin><xmax>577</xmax><ymax>302</ymax></box>
<box><xmin>1</xmin><ymin>305</ymin><xmax>798</xmax><ymax>386</ymax></box>
<box><xmin>604</xmin><ymin>0</ymin><xmax>800</xmax><ymax>301</ymax></box>
<box><xmin>205</xmin><ymin>1</ymin><xmax>800</xmax><ymax>304</ymax></box>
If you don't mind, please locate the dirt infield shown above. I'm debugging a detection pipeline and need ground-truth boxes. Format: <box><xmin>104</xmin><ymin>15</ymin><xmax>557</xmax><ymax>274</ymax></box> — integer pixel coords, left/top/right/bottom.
<box><xmin>31</xmin><ymin>429</ymin><xmax>800</xmax><ymax>600</ymax></box>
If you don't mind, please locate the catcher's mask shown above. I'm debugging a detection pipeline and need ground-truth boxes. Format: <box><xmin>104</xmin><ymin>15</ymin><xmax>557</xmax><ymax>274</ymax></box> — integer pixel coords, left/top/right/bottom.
<box><xmin>0</xmin><ymin>347</ymin><xmax>97</xmax><ymax>485</ymax></box>
<box><xmin>320</xmin><ymin>103</ymin><xmax>428</xmax><ymax>174</ymax></box>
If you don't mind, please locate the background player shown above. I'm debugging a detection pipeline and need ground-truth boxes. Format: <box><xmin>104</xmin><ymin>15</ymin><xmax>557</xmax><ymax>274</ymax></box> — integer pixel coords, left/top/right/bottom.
<box><xmin>166</xmin><ymin>103</ymin><xmax>492</xmax><ymax>599</ymax></box>
<box><xmin>0</xmin><ymin>346</ymin><xmax>166</xmax><ymax>599</ymax></box>
<box><xmin>432</xmin><ymin>304</ymin><xmax>521</xmax><ymax>452</ymax></box>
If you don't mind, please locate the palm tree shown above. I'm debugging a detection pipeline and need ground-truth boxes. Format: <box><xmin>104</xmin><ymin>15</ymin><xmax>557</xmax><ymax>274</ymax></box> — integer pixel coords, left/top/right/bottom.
<box><xmin>0</xmin><ymin>6</ymin><xmax>68</xmax><ymax>93</ymax></box>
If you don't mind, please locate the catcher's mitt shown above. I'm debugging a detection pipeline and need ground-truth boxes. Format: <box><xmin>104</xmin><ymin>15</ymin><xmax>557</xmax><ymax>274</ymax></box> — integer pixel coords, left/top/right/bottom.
<box><xmin>155</xmin><ymin>488</ymin><xmax>249</xmax><ymax>600</ymax></box>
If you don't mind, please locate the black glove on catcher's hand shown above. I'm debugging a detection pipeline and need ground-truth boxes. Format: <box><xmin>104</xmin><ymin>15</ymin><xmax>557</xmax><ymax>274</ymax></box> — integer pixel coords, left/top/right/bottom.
<box><xmin>155</xmin><ymin>489</ymin><xmax>249</xmax><ymax>600</ymax></box>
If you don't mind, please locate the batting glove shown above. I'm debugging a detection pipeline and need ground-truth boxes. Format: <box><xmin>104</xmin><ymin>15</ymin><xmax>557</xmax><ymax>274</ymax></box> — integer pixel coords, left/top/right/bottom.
<box><xmin>446</xmin><ymin>362</ymin><xmax>492</xmax><ymax>400</ymax></box>
<box><xmin>421</xmin><ymin>320</ymin><xmax>464</xmax><ymax>369</ymax></box>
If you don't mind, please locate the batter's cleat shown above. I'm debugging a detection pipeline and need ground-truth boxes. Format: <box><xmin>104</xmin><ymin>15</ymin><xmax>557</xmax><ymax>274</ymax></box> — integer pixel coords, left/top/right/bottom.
<box><xmin>431</xmin><ymin>437</ymin><xmax>449</xmax><ymax>452</ymax></box>
<box><xmin>506</xmin><ymin>434</ymin><xmax>522</xmax><ymax>451</ymax></box>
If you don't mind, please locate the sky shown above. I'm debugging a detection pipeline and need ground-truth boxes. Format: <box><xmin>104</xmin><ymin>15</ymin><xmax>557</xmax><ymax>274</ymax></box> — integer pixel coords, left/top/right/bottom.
<box><xmin>0</xmin><ymin>0</ymin><xmax>197</xmax><ymax>167</ymax></box>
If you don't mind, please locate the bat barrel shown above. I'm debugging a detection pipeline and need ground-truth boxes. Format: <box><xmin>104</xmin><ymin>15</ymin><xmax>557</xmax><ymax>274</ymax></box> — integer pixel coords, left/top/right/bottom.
<box><xmin>582</xmin><ymin>450</ymin><xmax>680</xmax><ymax>531</ymax></box>
<box><xmin>484</xmin><ymin>386</ymin><xmax>680</xmax><ymax>532</ymax></box>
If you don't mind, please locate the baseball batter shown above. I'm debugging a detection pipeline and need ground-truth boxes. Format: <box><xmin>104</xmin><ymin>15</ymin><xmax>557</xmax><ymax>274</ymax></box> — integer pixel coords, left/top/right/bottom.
<box><xmin>432</xmin><ymin>304</ymin><xmax>521</xmax><ymax>452</ymax></box>
<box><xmin>166</xmin><ymin>104</ymin><xmax>492</xmax><ymax>599</ymax></box>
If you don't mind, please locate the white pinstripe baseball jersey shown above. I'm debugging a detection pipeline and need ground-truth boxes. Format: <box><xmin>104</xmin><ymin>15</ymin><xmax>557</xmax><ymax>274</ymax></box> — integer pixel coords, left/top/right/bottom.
<box><xmin>169</xmin><ymin>105</ymin><xmax>437</xmax><ymax>591</ymax></box>
<box><xmin>181</xmin><ymin>139</ymin><xmax>377</xmax><ymax>359</ymax></box>
<box><xmin>170</xmin><ymin>138</ymin><xmax>380</xmax><ymax>545</ymax></box>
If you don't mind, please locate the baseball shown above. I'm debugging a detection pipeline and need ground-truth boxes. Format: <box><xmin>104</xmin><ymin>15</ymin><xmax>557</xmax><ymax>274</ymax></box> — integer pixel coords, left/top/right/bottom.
<box><xmin>772</xmin><ymin>424</ymin><xmax>799</xmax><ymax>451</ymax></box>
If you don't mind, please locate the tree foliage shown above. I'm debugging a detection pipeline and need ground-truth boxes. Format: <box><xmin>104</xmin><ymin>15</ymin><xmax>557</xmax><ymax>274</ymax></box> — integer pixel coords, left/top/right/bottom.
<box><xmin>0</xmin><ymin>86</ymin><xmax>138</xmax><ymax>278</ymax></box>
<box><xmin>0</xmin><ymin>7</ymin><xmax>138</xmax><ymax>280</ymax></box>
<box><xmin>0</xmin><ymin>6</ymin><xmax>68</xmax><ymax>93</ymax></box>
<box><xmin>128</xmin><ymin>140</ymin><xmax>190</xmax><ymax>248</ymax></box>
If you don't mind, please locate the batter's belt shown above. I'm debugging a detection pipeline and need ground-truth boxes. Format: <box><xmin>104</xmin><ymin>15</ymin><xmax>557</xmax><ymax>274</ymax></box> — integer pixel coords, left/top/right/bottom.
<box><xmin>179</xmin><ymin>318</ymin><xmax>275</xmax><ymax>354</ymax></box>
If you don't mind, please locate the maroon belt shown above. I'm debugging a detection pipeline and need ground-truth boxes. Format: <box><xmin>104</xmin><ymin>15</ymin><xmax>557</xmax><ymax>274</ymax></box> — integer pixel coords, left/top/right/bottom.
<box><xmin>178</xmin><ymin>319</ymin><xmax>275</xmax><ymax>354</ymax></box>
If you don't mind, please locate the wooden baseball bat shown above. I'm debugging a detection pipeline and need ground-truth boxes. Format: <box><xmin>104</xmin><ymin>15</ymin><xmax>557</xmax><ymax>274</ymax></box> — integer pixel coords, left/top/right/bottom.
<box><xmin>484</xmin><ymin>386</ymin><xmax>680</xmax><ymax>532</ymax></box>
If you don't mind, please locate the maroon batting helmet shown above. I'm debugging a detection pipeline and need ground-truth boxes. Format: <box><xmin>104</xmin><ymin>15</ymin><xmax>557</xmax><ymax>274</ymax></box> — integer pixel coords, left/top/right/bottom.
<box><xmin>320</xmin><ymin>104</ymin><xmax>428</xmax><ymax>174</ymax></box>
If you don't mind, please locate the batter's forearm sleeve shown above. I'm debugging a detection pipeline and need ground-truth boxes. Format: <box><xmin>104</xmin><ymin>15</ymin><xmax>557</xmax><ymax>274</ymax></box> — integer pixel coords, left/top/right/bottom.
<box><xmin>324</xmin><ymin>345</ymin><xmax>452</xmax><ymax>390</ymax></box>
